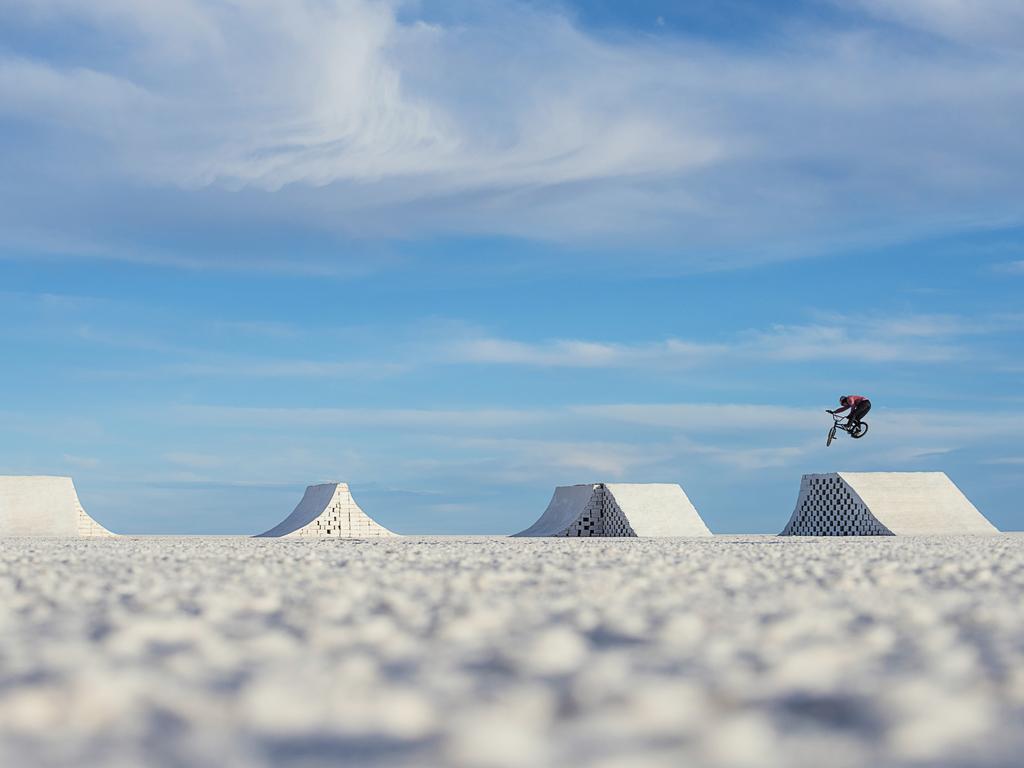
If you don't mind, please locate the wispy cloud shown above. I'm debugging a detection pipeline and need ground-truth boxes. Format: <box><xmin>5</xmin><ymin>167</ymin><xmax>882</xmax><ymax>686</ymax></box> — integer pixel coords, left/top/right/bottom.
<box><xmin>573</xmin><ymin>403</ymin><xmax>819</xmax><ymax>431</ymax></box>
<box><xmin>444</xmin><ymin>311</ymin><xmax>1013</xmax><ymax>368</ymax></box>
<box><xmin>428</xmin><ymin>436</ymin><xmax>669</xmax><ymax>480</ymax></box>
<box><xmin>165</xmin><ymin>360</ymin><xmax>410</xmax><ymax>379</ymax></box>
<box><xmin>847</xmin><ymin>0</ymin><xmax>1024</xmax><ymax>47</ymax></box>
<box><xmin>174</xmin><ymin>405</ymin><xmax>552</xmax><ymax>431</ymax></box>
<box><xmin>62</xmin><ymin>454</ymin><xmax>100</xmax><ymax>469</ymax></box>
<box><xmin>1</xmin><ymin>0</ymin><xmax>1021</xmax><ymax>262</ymax></box>
<box><xmin>58</xmin><ymin>310</ymin><xmax>1016</xmax><ymax>382</ymax></box>
<box><xmin>994</xmin><ymin>260</ymin><xmax>1024</xmax><ymax>275</ymax></box>
<box><xmin>73</xmin><ymin>324</ymin><xmax>182</xmax><ymax>353</ymax></box>
<box><xmin>446</xmin><ymin>337</ymin><xmax>724</xmax><ymax>367</ymax></box>
<box><xmin>742</xmin><ymin>321</ymin><xmax>958</xmax><ymax>363</ymax></box>
<box><xmin>163</xmin><ymin>452</ymin><xmax>225</xmax><ymax>470</ymax></box>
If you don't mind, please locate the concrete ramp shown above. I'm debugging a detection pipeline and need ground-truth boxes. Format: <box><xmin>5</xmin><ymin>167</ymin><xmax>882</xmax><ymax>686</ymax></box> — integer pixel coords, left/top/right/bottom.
<box><xmin>780</xmin><ymin>472</ymin><xmax>999</xmax><ymax>536</ymax></box>
<box><xmin>514</xmin><ymin>482</ymin><xmax>711</xmax><ymax>537</ymax></box>
<box><xmin>0</xmin><ymin>476</ymin><xmax>115</xmax><ymax>537</ymax></box>
<box><xmin>513</xmin><ymin>484</ymin><xmax>601</xmax><ymax>537</ymax></box>
<box><xmin>257</xmin><ymin>483</ymin><xmax>396</xmax><ymax>538</ymax></box>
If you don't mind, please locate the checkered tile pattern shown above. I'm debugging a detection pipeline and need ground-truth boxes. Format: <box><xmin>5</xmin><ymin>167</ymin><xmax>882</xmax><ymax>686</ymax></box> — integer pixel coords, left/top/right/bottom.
<box><xmin>781</xmin><ymin>474</ymin><xmax>892</xmax><ymax>536</ymax></box>
<box><xmin>561</xmin><ymin>485</ymin><xmax>637</xmax><ymax>537</ymax></box>
<box><xmin>294</xmin><ymin>485</ymin><xmax>395</xmax><ymax>538</ymax></box>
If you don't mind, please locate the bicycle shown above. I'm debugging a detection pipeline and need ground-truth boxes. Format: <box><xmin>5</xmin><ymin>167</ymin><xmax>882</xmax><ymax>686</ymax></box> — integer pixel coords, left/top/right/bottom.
<box><xmin>826</xmin><ymin>410</ymin><xmax>868</xmax><ymax>447</ymax></box>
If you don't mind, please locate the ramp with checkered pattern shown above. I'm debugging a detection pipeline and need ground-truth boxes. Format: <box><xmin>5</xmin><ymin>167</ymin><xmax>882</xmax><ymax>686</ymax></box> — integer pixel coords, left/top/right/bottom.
<box><xmin>780</xmin><ymin>472</ymin><xmax>998</xmax><ymax>536</ymax></box>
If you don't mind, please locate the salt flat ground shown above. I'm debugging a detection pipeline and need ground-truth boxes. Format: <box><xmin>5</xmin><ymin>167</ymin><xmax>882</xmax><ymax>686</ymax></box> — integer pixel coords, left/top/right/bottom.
<box><xmin>1</xmin><ymin>536</ymin><xmax>1022</xmax><ymax>768</ymax></box>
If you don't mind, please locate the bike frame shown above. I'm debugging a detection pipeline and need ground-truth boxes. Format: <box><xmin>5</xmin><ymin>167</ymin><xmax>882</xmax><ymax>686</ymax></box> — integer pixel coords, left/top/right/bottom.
<box><xmin>831</xmin><ymin>411</ymin><xmax>857</xmax><ymax>433</ymax></box>
<box><xmin>826</xmin><ymin>410</ymin><xmax>868</xmax><ymax>446</ymax></box>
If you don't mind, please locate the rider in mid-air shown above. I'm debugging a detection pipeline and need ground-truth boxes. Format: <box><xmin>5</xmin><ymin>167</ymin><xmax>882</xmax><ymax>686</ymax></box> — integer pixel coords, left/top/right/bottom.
<box><xmin>829</xmin><ymin>394</ymin><xmax>871</xmax><ymax>428</ymax></box>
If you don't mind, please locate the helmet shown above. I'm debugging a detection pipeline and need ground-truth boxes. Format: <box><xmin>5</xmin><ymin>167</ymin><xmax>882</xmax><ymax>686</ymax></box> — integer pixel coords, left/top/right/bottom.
<box><xmin>839</xmin><ymin>396</ymin><xmax>849</xmax><ymax>406</ymax></box>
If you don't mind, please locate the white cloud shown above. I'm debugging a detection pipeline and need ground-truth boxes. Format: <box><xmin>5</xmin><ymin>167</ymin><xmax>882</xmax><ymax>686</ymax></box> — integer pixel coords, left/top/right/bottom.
<box><xmin>742</xmin><ymin>322</ymin><xmax>959</xmax><ymax>363</ymax></box>
<box><xmin>164</xmin><ymin>359</ymin><xmax>410</xmax><ymax>379</ymax></box>
<box><xmin>574</xmin><ymin>403</ymin><xmax>820</xmax><ymax>432</ymax></box>
<box><xmin>433</xmin><ymin>436</ymin><xmax>666</xmax><ymax>479</ymax></box>
<box><xmin>0</xmin><ymin>56</ymin><xmax>151</xmax><ymax>136</ymax></box>
<box><xmin>446</xmin><ymin>337</ymin><xmax>723</xmax><ymax>367</ymax></box>
<box><xmin>62</xmin><ymin>454</ymin><xmax>101</xmax><ymax>469</ymax></box>
<box><xmin>846</xmin><ymin>0</ymin><xmax>1024</xmax><ymax>47</ymax></box>
<box><xmin>62</xmin><ymin>310</ymin><xmax>1009</xmax><ymax>383</ymax></box>
<box><xmin>685</xmin><ymin>443</ymin><xmax>813</xmax><ymax>471</ymax></box>
<box><xmin>175</xmin><ymin>405</ymin><xmax>552</xmax><ymax>430</ymax></box>
<box><xmin>1</xmin><ymin>0</ymin><xmax>718</xmax><ymax>191</ymax></box>
<box><xmin>0</xmin><ymin>0</ymin><xmax>1021</xmax><ymax>258</ymax></box>
<box><xmin>163</xmin><ymin>452</ymin><xmax>225</xmax><ymax>470</ymax></box>
<box><xmin>444</xmin><ymin>311</ymin><xmax>1005</xmax><ymax>368</ymax></box>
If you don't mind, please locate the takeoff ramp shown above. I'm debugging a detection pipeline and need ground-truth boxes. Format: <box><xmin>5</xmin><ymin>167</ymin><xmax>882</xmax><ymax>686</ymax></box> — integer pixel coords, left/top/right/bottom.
<box><xmin>780</xmin><ymin>472</ymin><xmax>999</xmax><ymax>536</ymax></box>
<box><xmin>514</xmin><ymin>483</ymin><xmax>712</xmax><ymax>537</ymax></box>
<box><xmin>257</xmin><ymin>483</ymin><xmax>396</xmax><ymax>538</ymax></box>
<box><xmin>0</xmin><ymin>476</ymin><xmax>115</xmax><ymax>537</ymax></box>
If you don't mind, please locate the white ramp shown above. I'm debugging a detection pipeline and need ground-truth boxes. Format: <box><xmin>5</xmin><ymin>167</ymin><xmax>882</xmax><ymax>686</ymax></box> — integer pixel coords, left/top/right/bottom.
<box><xmin>781</xmin><ymin>472</ymin><xmax>999</xmax><ymax>536</ymax></box>
<box><xmin>513</xmin><ymin>484</ymin><xmax>600</xmax><ymax>537</ymax></box>
<box><xmin>257</xmin><ymin>483</ymin><xmax>396</xmax><ymax>538</ymax></box>
<box><xmin>514</xmin><ymin>483</ymin><xmax>711</xmax><ymax>537</ymax></box>
<box><xmin>0</xmin><ymin>476</ymin><xmax>115</xmax><ymax>537</ymax></box>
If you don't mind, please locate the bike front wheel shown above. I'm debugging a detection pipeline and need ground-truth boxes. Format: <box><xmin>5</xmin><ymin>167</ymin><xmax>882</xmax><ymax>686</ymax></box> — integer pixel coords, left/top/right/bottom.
<box><xmin>827</xmin><ymin>426</ymin><xmax>837</xmax><ymax>447</ymax></box>
<box><xmin>850</xmin><ymin>422</ymin><xmax>869</xmax><ymax>439</ymax></box>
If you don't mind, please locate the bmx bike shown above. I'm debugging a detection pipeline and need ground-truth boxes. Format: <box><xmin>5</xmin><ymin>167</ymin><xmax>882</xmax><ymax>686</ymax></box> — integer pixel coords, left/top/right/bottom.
<box><xmin>826</xmin><ymin>410</ymin><xmax>868</xmax><ymax>447</ymax></box>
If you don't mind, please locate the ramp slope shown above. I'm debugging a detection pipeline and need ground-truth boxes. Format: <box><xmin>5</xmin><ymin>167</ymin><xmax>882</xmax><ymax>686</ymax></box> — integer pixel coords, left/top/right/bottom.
<box><xmin>514</xmin><ymin>483</ymin><xmax>712</xmax><ymax>537</ymax></box>
<box><xmin>513</xmin><ymin>484</ymin><xmax>598</xmax><ymax>537</ymax></box>
<box><xmin>257</xmin><ymin>483</ymin><xmax>396</xmax><ymax>538</ymax></box>
<box><xmin>781</xmin><ymin>472</ymin><xmax>999</xmax><ymax>536</ymax></box>
<box><xmin>0</xmin><ymin>476</ymin><xmax>115</xmax><ymax>537</ymax></box>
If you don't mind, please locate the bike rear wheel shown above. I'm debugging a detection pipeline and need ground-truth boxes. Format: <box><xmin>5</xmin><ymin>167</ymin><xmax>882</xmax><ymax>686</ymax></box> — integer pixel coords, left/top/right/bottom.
<box><xmin>850</xmin><ymin>421</ymin><xmax>869</xmax><ymax>439</ymax></box>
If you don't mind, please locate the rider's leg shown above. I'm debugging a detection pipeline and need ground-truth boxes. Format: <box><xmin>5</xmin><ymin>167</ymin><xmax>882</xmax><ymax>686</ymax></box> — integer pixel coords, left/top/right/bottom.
<box><xmin>850</xmin><ymin>400</ymin><xmax>871</xmax><ymax>425</ymax></box>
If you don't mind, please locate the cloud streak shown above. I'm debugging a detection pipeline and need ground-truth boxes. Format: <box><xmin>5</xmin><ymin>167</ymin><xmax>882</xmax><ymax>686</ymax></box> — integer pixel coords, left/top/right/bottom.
<box><xmin>48</xmin><ymin>309</ymin><xmax>1018</xmax><ymax>382</ymax></box>
<box><xmin>445</xmin><ymin>311</ymin><xmax>1016</xmax><ymax>368</ymax></box>
<box><xmin>995</xmin><ymin>260</ymin><xmax>1024</xmax><ymax>275</ymax></box>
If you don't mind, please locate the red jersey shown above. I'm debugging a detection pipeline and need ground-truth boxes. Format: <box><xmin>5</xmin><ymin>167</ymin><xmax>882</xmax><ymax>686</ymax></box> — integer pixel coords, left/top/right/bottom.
<box><xmin>835</xmin><ymin>395</ymin><xmax>867</xmax><ymax>413</ymax></box>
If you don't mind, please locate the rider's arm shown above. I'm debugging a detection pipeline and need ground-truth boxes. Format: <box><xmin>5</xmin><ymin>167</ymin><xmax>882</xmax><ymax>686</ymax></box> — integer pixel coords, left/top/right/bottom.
<box><xmin>833</xmin><ymin>404</ymin><xmax>850</xmax><ymax>414</ymax></box>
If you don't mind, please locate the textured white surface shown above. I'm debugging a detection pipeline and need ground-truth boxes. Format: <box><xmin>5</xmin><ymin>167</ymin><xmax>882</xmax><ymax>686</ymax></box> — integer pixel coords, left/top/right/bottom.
<box><xmin>782</xmin><ymin>473</ymin><xmax>998</xmax><ymax>536</ymax></box>
<box><xmin>257</xmin><ymin>483</ymin><xmax>395</xmax><ymax>538</ymax></box>
<box><xmin>514</xmin><ymin>483</ymin><xmax>712</xmax><ymax>537</ymax></box>
<box><xmin>605</xmin><ymin>483</ymin><xmax>712</xmax><ymax>537</ymax></box>
<box><xmin>0</xmin><ymin>476</ymin><xmax>114</xmax><ymax>537</ymax></box>
<box><xmin>0</xmin><ymin>535</ymin><xmax>1022</xmax><ymax>768</ymax></box>
<box><xmin>839</xmin><ymin>473</ymin><xmax>998</xmax><ymax>536</ymax></box>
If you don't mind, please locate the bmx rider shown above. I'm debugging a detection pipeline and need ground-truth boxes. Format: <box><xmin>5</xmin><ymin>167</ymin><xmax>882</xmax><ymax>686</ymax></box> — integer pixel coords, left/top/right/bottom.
<box><xmin>829</xmin><ymin>395</ymin><xmax>871</xmax><ymax>427</ymax></box>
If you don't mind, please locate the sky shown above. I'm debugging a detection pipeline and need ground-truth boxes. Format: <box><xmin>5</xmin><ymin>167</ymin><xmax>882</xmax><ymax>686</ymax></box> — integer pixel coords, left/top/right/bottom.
<box><xmin>1</xmin><ymin>0</ymin><xmax>1022</xmax><ymax>535</ymax></box>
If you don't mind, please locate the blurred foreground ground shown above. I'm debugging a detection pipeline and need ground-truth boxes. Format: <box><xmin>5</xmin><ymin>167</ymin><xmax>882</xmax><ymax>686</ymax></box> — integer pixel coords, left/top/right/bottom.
<box><xmin>1</xmin><ymin>535</ymin><xmax>1022</xmax><ymax>768</ymax></box>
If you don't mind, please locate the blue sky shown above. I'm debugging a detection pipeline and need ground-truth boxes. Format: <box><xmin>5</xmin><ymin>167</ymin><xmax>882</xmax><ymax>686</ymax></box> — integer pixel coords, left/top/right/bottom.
<box><xmin>1</xmin><ymin>0</ymin><xmax>1022</xmax><ymax>534</ymax></box>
